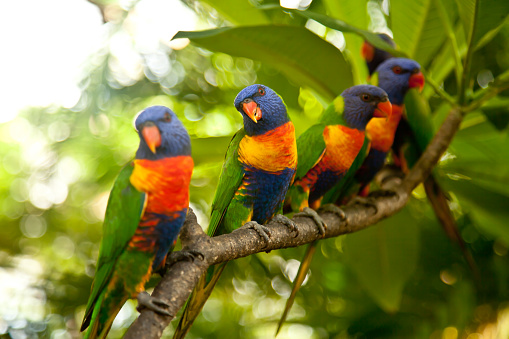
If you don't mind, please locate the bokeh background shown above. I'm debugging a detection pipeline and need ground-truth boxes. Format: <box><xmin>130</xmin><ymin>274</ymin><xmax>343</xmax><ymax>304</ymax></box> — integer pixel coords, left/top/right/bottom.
<box><xmin>2</xmin><ymin>0</ymin><xmax>509</xmax><ymax>338</ymax></box>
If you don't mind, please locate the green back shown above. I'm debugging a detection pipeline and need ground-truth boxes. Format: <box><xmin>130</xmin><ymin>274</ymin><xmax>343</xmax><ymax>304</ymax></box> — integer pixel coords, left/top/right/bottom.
<box><xmin>82</xmin><ymin>164</ymin><xmax>145</xmax><ymax>326</ymax></box>
<box><xmin>295</xmin><ymin>124</ymin><xmax>327</xmax><ymax>180</ymax></box>
<box><xmin>295</xmin><ymin>96</ymin><xmax>349</xmax><ymax>180</ymax></box>
<box><xmin>403</xmin><ymin>89</ymin><xmax>435</xmax><ymax>166</ymax></box>
<box><xmin>208</xmin><ymin>129</ymin><xmax>247</xmax><ymax>237</ymax></box>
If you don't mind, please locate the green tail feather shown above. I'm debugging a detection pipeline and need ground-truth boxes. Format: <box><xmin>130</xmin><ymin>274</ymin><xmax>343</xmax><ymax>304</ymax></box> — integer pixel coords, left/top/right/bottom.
<box><xmin>173</xmin><ymin>263</ymin><xmax>227</xmax><ymax>339</ymax></box>
<box><xmin>423</xmin><ymin>176</ymin><xmax>480</xmax><ymax>280</ymax></box>
<box><xmin>83</xmin><ymin>291</ymin><xmax>128</xmax><ymax>339</ymax></box>
<box><xmin>276</xmin><ymin>242</ymin><xmax>318</xmax><ymax>336</ymax></box>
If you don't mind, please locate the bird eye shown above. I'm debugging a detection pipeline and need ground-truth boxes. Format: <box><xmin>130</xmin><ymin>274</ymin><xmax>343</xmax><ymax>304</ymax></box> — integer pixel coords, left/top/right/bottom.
<box><xmin>160</xmin><ymin>112</ymin><xmax>172</xmax><ymax>122</ymax></box>
<box><xmin>258</xmin><ymin>87</ymin><xmax>266</xmax><ymax>96</ymax></box>
<box><xmin>361</xmin><ymin>94</ymin><xmax>371</xmax><ymax>102</ymax></box>
<box><xmin>392</xmin><ymin>66</ymin><xmax>403</xmax><ymax>74</ymax></box>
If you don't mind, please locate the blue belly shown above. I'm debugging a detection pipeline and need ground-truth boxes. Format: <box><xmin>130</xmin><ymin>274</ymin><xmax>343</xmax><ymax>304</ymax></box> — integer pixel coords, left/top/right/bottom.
<box><xmin>242</xmin><ymin>165</ymin><xmax>295</xmax><ymax>224</ymax></box>
<box><xmin>309</xmin><ymin>170</ymin><xmax>344</xmax><ymax>206</ymax></box>
<box><xmin>355</xmin><ymin>148</ymin><xmax>387</xmax><ymax>187</ymax></box>
<box><xmin>135</xmin><ymin>209</ymin><xmax>187</xmax><ymax>270</ymax></box>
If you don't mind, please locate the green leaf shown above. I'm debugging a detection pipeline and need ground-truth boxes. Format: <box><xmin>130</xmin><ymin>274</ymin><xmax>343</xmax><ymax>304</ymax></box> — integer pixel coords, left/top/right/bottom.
<box><xmin>343</xmin><ymin>207</ymin><xmax>420</xmax><ymax>312</ymax></box>
<box><xmin>391</xmin><ymin>0</ymin><xmax>456</xmax><ymax>67</ymax></box>
<box><xmin>403</xmin><ymin>89</ymin><xmax>435</xmax><ymax>152</ymax></box>
<box><xmin>200</xmin><ymin>0</ymin><xmax>269</xmax><ymax>26</ymax></box>
<box><xmin>423</xmin><ymin>23</ymin><xmax>467</xmax><ymax>98</ymax></box>
<box><xmin>480</xmin><ymin>100</ymin><xmax>509</xmax><ymax>131</ymax></box>
<box><xmin>442</xmin><ymin>178</ymin><xmax>509</xmax><ymax>244</ymax></box>
<box><xmin>175</xmin><ymin>26</ymin><xmax>353</xmax><ymax>100</ymax></box>
<box><xmin>455</xmin><ymin>0</ymin><xmax>509</xmax><ymax>49</ymax></box>
<box><xmin>323</xmin><ymin>0</ymin><xmax>369</xmax><ymax>84</ymax></box>
<box><xmin>293</xmin><ymin>9</ymin><xmax>405</xmax><ymax>57</ymax></box>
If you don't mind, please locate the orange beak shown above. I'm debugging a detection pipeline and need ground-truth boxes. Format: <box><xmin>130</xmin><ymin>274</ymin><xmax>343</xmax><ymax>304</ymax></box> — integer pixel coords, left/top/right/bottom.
<box><xmin>409</xmin><ymin>71</ymin><xmax>425</xmax><ymax>92</ymax></box>
<box><xmin>374</xmin><ymin>99</ymin><xmax>392</xmax><ymax>119</ymax></box>
<box><xmin>242</xmin><ymin>101</ymin><xmax>262</xmax><ymax>123</ymax></box>
<box><xmin>141</xmin><ymin>124</ymin><xmax>161</xmax><ymax>153</ymax></box>
<box><xmin>361</xmin><ymin>41</ymin><xmax>375</xmax><ymax>62</ymax></box>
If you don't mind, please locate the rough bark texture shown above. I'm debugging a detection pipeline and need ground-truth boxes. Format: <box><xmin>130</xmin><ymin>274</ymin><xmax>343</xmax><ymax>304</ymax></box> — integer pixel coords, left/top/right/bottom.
<box><xmin>124</xmin><ymin>107</ymin><xmax>463</xmax><ymax>339</ymax></box>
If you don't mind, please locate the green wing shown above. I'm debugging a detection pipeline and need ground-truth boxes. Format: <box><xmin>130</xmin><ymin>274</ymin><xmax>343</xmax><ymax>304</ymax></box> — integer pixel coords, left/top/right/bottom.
<box><xmin>403</xmin><ymin>89</ymin><xmax>435</xmax><ymax>163</ymax></box>
<box><xmin>81</xmin><ymin>164</ymin><xmax>145</xmax><ymax>330</ymax></box>
<box><xmin>208</xmin><ymin>129</ymin><xmax>247</xmax><ymax>237</ymax></box>
<box><xmin>322</xmin><ymin>135</ymin><xmax>371</xmax><ymax>204</ymax></box>
<box><xmin>295</xmin><ymin>124</ymin><xmax>327</xmax><ymax>180</ymax></box>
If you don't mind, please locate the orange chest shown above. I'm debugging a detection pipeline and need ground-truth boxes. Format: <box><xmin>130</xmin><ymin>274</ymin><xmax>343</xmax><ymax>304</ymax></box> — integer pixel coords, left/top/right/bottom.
<box><xmin>321</xmin><ymin>125</ymin><xmax>366</xmax><ymax>172</ymax></box>
<box><xmin>238</xmin><ymin>122</ymin><xmax>298</xmax><ymax>172</ymax></box>
<box><xmin>366</xmin><ymin>104</ymin><xmax>404</xmax><ymax>152</ymax></box>
<box><xmin>130</xmin><ymin>156</ymin><xmax>194</xmax><ymax>215</ymax></box>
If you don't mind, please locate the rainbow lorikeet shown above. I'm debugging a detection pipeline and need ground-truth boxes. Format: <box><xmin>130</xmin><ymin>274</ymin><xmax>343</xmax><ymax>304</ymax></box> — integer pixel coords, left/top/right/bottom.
<box><xmin>351</xmin><ymin>57</ymin><xmax>425</xmax><ymax>199</ymax></box>
<box><xmin>80</xmin><ymin>106</ymin><xmax>193</xmax><ymax>339</ymax></box>
<box><xmin>277</xmin><ymin>85</ymin><xmax>392</xmax><ymax>334</ymax></box>
<box><xmin>173</xmin><ymin>84</ymin><xmax>298</xmax><ymax>339</ymax></box>
<box><xmin>361</xmin><ymin>38</ymin><xmax>477</xmax><ymax>273</ymax></box>
<box><xmin>361</xmin><ymin>33</ymin><xmax>396</xmax><ymax>76</ymax></box>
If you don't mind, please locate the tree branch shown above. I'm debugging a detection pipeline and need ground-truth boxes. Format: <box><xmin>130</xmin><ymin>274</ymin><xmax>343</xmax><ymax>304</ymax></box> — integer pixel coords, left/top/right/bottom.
<box><xmin>124</xmin><ymin>106</ymin><xmax>464</xmax><ymax>339</ymax></box>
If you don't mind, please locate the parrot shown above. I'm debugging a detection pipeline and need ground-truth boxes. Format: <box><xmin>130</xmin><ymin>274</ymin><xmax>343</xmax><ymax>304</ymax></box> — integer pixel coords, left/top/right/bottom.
<box><xmin>173</xmin><ymin>84</ymin><xmax>298</xmax><ymax>339</ymax></box>
<box><xmin>80</xmin><ymin>106</ymin><xmax>194</xmax><ymax>339</ymax></box>
<box><xmin>277</xmin><ymin>85</ymin><xmax>392</xmax><ymax>334</ymax></box>
<box><xmin>361</xmin><ymin>33</ymin><xmax>397</xmax><ymax>76</ymax></box>
<box><xmin>361</xmin><ymin>38</ymin><xmax>478</xmax><ymax>274</ymax></box>
<box><xmin>352</xmin><ymin>57</ymin><xmax>425</xmax><ymax>199</ymax></box>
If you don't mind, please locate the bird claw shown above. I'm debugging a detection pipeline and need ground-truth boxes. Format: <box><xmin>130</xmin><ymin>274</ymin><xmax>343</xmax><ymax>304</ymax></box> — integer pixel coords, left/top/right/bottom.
<box><xmin>136</xmin><ymin>291</ymin><xmax>172</xmax><ymax>316</ymax></box>
<box><xmin>239</xmin><ymin>221</ymin><xmax>272</xmax><ymax>245</ymax></box>
<box><xmin>294</xmin><ymin>207</ymin><xmax>327</xmax><ymax>237</ymax></box>
<box><xmin>271</xmin><ymin>214</ymin><xmax>299</xmax><ymax>237</ymax></box>
<box><xmin>319</xmin><ymin>203</ymin><xmax>347</xmax><ymax>222</ymax></box>
<box><xmin>165</xmin><ymin>250</ymin><xmax>205</xmax><ymax>268</ymax></box>
<box><xmin>350</xmin><ymin>196</ymin><xmax>378</xmax><ymax>214</ymax></box>
<box><xmin>371</xmin><ymin>189</ymin><xmax>398</xmax><ymax>199</ymax></box>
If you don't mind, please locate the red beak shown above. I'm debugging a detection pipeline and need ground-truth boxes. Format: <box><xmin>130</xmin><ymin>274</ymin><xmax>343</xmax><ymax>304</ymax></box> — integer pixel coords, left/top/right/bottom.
<box><xmin>409</xmin><ymin>71</ymin><xmax>425</xmax><ymax>92</ymax></box>
<box><xmin>142</xmin><ymin>124</ymin><xmax>161</xmax><ymax>153</ymax></box>
<box><xmin>361</xmin><ymin>41</ymin><xmax>375</xmax><ymax>62</ymax></box>
<box><xmin>242</xmin><ymin>101</ymin><xmax>262</xmax><ymax>123</ymax></box>
<box><xmin>374</xmin><ymin>99</ymin><xmax>392</xmax><ymax>119</ymax></box>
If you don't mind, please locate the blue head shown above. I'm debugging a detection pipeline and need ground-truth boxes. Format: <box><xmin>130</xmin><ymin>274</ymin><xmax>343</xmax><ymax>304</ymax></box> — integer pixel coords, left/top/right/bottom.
<box><xmin>234</xmin><ymin>84</ymin><xmax>289</xmax><ymax>136</ymax></box>
<box><xmin>375</xmin><ymin>58</ymin><xmax>424</xmax><ymax>105</ymax></box>
<box><xmin>341</xmin><ymin>85</ymin><xmax>392</xmax><ymax>131</ymax></box>
<box><xmin>134</xmin><ymin>106</ymin><xmax>191</xmax><ymax>160</ymax></box>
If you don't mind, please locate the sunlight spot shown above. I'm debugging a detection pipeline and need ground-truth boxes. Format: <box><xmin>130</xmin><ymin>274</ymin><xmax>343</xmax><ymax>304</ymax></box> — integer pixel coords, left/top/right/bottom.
<box><xmin>283</xmin><ymin>259</ymin><xmax>310</xmax><ymax>286</ymax></box>
<box><xmin>20</xmin><ymin>215</ymin><xmax>47</xmax><ymax>239</ymax></box>
<box><xmin>57</xmin><ymin>157</ymin><xmax>82</xmax><ymax>184</ymax></box>
<box><xmin>47</xmin><ymin>121</ymin><xmax>71</xmax><ymax>142</ymax></box>
<box><xmin>10</xmin><ymin>178</ymin><xmax>29</xmax><ymax>202</ymax></box>
<box><xmin>493</xmin><ymin>240</ymin><xmax>508</xmax><ymax>256</ymax></box>
<box><xmin>53</xmin><ymin>236</ymin><xmax>75</xmax><ymax>259</ymax></box>
<box><xmin>440</xmin><ymin>270</ymin><xmax>457</xmax><ymax>285</ymax></box>
<box><xmin>477</xmin><ymin>70</ymin><xmax>494</xmax><ymax>89</ymax></box>
<box><xmin>29</xmin><ymin>183</ymin><xmax>53</xmax><ymax>210</ymax></box>
<box><xmin>442</xmin><ymin>326</ymin><xmax>458</xmax><ymax>339</ymax></box>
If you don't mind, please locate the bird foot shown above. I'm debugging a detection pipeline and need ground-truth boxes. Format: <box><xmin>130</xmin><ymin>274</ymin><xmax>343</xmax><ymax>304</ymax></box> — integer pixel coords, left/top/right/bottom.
<box><xmin>349</xmin><ymin>196</ymin><xmax>378</xmax><ymax>214</ymax></box>
<box><xmin>319</xmin><ymin>203</ymin><xmax>347</xmax><ymax>222</ymax></box>
<box><xmin>136</xmin><ymin>291</ymin><xmax>171</xmax><ymax>316</ymax></box>
<box><xmin>165</xmin><ymin>250</ymin><xmax>205</xmax><ymax>269</ymax></box>
<box><xmin>239</xmin><ymin>221</ymin><xmax>272</xmax><ymax>245</ymax></box>
<box><xmin>271</xmin><ymin>214</ymin><xmax>299</xmax><ymax>237</ymax></box>
<box><xmin>376</xmin><ymin>165</ymin><xmax>404</xmax><ymax>185</ymax></box>
<box><xmin>370</xmin><ymin>189</ymin><xmax>398</xmax><ymax>199</ymax></box>
<box><xmin>294</xmin><ymin>207</ymin><xmax>327</xmax><ymax>237</ymax></box>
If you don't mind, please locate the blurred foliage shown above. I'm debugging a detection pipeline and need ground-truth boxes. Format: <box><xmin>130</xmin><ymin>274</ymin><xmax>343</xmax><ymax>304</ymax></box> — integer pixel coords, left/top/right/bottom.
<box><xmin>1</xmin><ymin>0</ymin><xmax>509</xmax><ymax>338</ymax></box>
